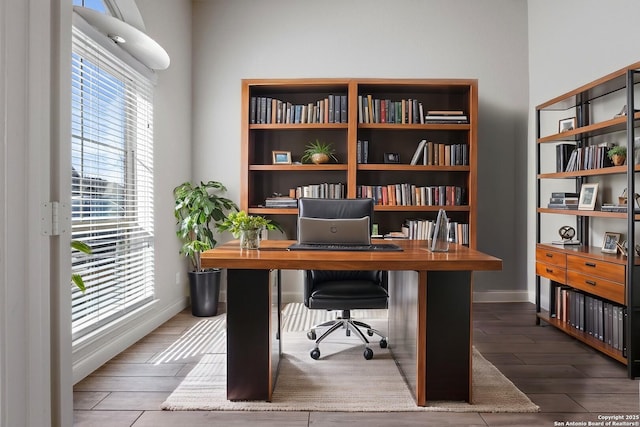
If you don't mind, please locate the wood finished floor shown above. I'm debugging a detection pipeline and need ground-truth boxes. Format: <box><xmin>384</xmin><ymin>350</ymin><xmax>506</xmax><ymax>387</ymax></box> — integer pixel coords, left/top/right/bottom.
<box><xmin>73</xmin><ymin>302</ymin><xmax>640</xmax><ymax>426</ymax></box>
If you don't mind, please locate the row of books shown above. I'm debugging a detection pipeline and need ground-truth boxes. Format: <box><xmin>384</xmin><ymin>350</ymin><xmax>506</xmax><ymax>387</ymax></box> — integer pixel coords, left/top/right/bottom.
<box><xmin>552</xmin><ymin>285</ymin><xmax>626</xmax><ymax>353</ymax></box>
<box><xmin>356</xmin><ymin>140</ymin><xmax>370</xmax><ymax>164</ymax></box>
<box><xmin>291</xmin><ymin>182</ymin><xmax>346</xmax><ymax>200</ymax></box>
<box><xmin>356</xmin><ymin>184</ymin><xmax>466</xmax><ymax>207</ymax></box>
<box><xmin>562</xmin><ymin>144</ymin><xmax>614</xmax><ymax>172</ymax></box>
<box><xmin>400</xmin><ymin>218</ymin><xmax>469</xmax><ymax>245</ymax></box>
<box><xmin>249</xmin><ymin>94</ymin><xmax>347</xmax><ymax>125</ymax></box>
<box><xmin>410</xmin><ymin>140</ymin><xmax>469</xmax><ymax>166</ymax></box>
<box><xmin>358</xmin><ymin>95</ymin><xmax>424</xmax><ymax>124</ymax></box>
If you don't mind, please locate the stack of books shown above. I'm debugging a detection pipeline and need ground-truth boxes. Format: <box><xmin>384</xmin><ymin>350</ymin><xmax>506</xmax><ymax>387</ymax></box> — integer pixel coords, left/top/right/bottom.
<box><xmin>264</xmin><ymin>197</ymin><xmax>297</xmax><ymax>208</ymax></box>
<box><xmin>424</xmin><ymin>110</ymin><xmax>468</xmax><ymax>124</ymax></box>
<box><xmin>547</xmin><ymin>192</ymin><xmax>579</xmax><ymax>209</ymax></box>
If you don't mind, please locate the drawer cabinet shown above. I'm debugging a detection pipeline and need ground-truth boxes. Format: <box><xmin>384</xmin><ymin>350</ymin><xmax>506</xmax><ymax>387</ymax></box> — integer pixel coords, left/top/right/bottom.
<box><xmin>535</xmin><ymin>247</ymin><xmax>566</xmax><ymax>283</ymax></box>
<box><xmin>566</xmin><ymin>255</ymin><xmax>624</xmax><ymax>283</ymax></box>
<box><xmin>566</xmin><ymin>270</ymin><xmax>625</xmax><ymax>305</ymax></box>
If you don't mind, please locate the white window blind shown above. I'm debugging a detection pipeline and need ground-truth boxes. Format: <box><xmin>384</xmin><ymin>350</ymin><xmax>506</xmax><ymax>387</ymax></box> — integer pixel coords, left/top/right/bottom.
<box><xmin>71</xmin><ymin>25</ymin><xmax>154</xmax><ymax>341</ymax></box>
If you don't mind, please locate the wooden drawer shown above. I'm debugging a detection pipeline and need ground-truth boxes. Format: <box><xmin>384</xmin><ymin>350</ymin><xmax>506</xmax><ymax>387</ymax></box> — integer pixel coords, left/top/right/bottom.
<box><xmin>536</xmin><ymin>247</ymin><xmax>566</xmax><ymax>268</ymax></box>
<box><xmin>567</xmin><ymin>255</ymin><xmax>624</xmax><ymax>284</ymax></box>
<box><xmin>567</xmin><ymin>270</ymin><xmax>625</xmax><ymax>305</ymax></box>
<box><xmin>536</xmin><ymin>262</ymin><xmax>566</xmax><ymax>283</ymax></box>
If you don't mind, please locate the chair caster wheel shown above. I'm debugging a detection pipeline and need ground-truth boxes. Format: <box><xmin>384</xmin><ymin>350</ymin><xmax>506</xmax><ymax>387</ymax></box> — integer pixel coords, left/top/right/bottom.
<box><xmin>380</xmin><ymin>338</ymin><xmax>388</xmax><ymax>348</ymax></box>
<box><xmin>310</xmin><ymin>348</ymin><xmax>321</xmax><ymax>360</ymax></box>
<box><xmin>367</xmin><ymin>329</ymin><xmax>374</xmax><ymax>336</ymax></box>
<box><xmin>307</xmin><ymin>330</ymin><xmax>316</xmax><ymax>340</ymax></box>
<box><xmin>363</xmin><ymin>347</ymin><xmax>374</xmax><ymax>360</ymax></box>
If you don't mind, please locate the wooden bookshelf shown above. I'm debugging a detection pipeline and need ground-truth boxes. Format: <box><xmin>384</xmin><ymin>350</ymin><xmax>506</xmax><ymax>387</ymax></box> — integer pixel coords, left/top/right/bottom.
<box><xmin>535</xmin><ymin>62</ymin><xmax>640</xmax><ymax>378</ymax></box>
<box><xmin>241</xmin><ymin>78</ymin><xmax>478</xmax><ymax>247</ymax></box>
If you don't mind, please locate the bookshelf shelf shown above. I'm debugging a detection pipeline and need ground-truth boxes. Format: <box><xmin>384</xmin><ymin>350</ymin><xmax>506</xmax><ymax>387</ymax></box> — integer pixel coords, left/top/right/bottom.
<box><xmin>241</xmin><ymin>78</ymin><xmax>478</xmax><ymax>245</ymax></box>
<box><xmin>535</xmin><ymin>62</ymin><xmax>640</xmax><ymax>377</ymax></box>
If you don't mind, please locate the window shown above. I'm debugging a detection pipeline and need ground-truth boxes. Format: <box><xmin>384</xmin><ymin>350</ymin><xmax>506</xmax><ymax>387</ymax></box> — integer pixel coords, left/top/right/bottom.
<box><xmin>71</xmin><ymin>25</ymin><xmax>154</xmax><ymax>341</ymax></box>
<box><xmin>72</xmin><ymin>0</ymin><xmax>108</xmax><ymax>14</ymax></box>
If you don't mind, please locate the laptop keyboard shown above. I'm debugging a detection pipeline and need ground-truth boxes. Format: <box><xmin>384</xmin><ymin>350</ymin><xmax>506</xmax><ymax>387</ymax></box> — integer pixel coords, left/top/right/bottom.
<box><xmin>288</xmin><ymin>243</ymin><xmax>403</xmax><ymax>252</ymax></box>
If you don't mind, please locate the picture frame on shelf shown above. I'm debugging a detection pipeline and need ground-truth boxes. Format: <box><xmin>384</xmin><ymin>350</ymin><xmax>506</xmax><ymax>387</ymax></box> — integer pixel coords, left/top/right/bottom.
<box><xmin>272</xmin><ymin>150</ymin><xmax>292</xmax><ymax>165</ymax></box>
<box><xmin>558</xmin><ymin>117</ymin><xmax>576</xmax><ymax>133</ymax></box>
<box><xmin>601</xmin><ymin>232</ymin><xmax>622</xmax><ymax>254</ymax></box>
<box><xmin>383</xmin><ymin>152</ymin><xmax>400</xmax><ymax>164</ymax></box>
<box><xmin>578</xmin><ymin>183</ymin><xmax>598</xmax><ymax>210</ymax></box>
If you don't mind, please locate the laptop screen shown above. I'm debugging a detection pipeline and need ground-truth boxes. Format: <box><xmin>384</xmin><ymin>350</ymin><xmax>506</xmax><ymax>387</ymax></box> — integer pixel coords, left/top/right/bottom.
<box><xmin>297</xmin><ymin>216</ymin><xmax>371</xmax><ymax>245</ymax></box>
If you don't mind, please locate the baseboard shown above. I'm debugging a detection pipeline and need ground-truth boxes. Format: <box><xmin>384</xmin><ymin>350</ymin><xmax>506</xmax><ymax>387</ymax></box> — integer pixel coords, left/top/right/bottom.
<box><xmin>473</xmin><ymin>290</ymin><xmax>531</xmax><ymax>303</ymax></box>
<box><xmin>72</xmin><ymin>297</ymin><xmax>189</xmax><ymax>384</ymax></box>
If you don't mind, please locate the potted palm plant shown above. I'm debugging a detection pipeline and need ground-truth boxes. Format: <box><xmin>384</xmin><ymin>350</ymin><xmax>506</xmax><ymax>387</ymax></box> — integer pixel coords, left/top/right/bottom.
<box><xmin>174</xmin><ymin>180</ymin><xmax>238</xmax><ymax>316</ymax></box>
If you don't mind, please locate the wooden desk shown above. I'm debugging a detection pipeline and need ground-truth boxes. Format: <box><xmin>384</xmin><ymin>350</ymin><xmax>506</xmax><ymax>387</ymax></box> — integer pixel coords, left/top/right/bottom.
<box><xmin>201</xmin><ymin>239</ymin><xmax>502</xmax><ymax>406</ymax></box>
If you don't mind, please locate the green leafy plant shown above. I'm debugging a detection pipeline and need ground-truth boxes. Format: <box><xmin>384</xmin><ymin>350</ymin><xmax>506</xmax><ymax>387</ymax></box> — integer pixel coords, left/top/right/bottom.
<box><xmin>607</xmin><ymin>145</ymin><xmax>627</xmax><ymax>159</ymax></box>
<box><xmin>217</xmin><ymin>210</ymin><xmax>281</xmax><ymax>237</ymax></box>
<box><xmin>300</xmin><ymin>139</ymin><xmax>338</xmax><ymax>164</ymax></box>
<box><xmin>173</xmin><ymin>181</ymin><xmax>238</xmax><ymax>272</ymax></box>
<box><xmin>71</xmin><ymin>240</ymin><xmax>92</xmax><ymax>292</ymax></box>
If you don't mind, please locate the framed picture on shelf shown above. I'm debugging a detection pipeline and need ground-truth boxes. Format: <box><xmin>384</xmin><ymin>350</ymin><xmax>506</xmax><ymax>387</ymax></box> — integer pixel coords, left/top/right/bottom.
<box><xmin>602</xmin><ymin>232</ymin><xmax>622</xmax><ymax>254</ymax></box>
<box><xmin>383</xmin><ymin>152</ymin><xmax>400</xmax><ymax>164</ymax></box>
<box><xmin>558</xmin><ymin>117</ymin><xmax>576</xmax><ymax>133</ymax></box>
<box><xmin>578</xmin><ymin>183</ymin><xmax>598</xmax><ymax>210</ymax></box>
<box><xmin>272</xmin><ymin>150</ymin><xmax>292</xmax><ymax>165</ymax></box>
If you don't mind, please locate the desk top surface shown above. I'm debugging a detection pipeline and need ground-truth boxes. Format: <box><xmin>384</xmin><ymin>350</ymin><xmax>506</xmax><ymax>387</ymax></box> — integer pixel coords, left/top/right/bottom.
<box><xmin>201</xmin><ymin>239</ymin><xmax>502</xmax><ymax>272</ymax></box>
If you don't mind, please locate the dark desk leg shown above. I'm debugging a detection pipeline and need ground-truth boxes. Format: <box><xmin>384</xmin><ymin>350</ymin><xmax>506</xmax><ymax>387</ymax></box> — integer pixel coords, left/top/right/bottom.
<box><xmin>389</xmin><ymin>269</ymin><xmax>472</xmax><ymax>406</ymax></box>
<box><xmin>425</xmin><ymin>270</ymin><xmax>472</xmax><ymax>402</ymax></box>
<box><xmin>226</xmin><ymin>269</ymin><xmax>280</xmax><ymax>401</ymax></box>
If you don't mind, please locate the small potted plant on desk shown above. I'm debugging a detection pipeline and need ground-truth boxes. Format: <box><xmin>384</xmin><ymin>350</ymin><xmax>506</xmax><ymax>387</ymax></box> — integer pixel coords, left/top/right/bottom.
<box><xmin>217</xmin><ymin>210</ymin><xmax>281</xmax><ymax>250</ymax></box>
<box><xmin>174</xmin><ymin>180</ymin><xmax>238</xmax><ymax>317</ymax></box>
<box><xmin>608</xmin><ymin>145</ymin><xmax>627</xmax><ymax>166</ymax></box>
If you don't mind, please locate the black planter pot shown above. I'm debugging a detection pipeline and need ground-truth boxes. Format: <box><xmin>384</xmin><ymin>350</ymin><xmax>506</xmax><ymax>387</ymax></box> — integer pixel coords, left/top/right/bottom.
<box><xmin>188</xmin><ymin>269</ymin><xmax>221</xmax><ymax>317</ymax></box>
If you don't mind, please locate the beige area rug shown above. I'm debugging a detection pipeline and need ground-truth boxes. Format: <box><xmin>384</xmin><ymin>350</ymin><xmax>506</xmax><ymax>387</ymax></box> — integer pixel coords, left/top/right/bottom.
<box><xmin>161</xmin><ymin>304</ymin><xmax>539</xmax><ymax>413</ymax></box>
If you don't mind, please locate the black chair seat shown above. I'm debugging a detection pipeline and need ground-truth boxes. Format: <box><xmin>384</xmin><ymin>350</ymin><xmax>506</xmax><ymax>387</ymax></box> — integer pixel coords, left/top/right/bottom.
<box><xmin>309</xmin><ymin>282</ymin><xmax>388</xmax><ymax>310</ymax></box>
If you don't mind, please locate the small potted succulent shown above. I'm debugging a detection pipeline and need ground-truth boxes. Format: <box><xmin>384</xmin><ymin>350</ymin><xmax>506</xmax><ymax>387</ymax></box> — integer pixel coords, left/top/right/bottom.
<box><xmin>301</xmin><ymin>139</ymin><xmax>338</xmax><ymax>164</ymax></box>
<box><xmin>608</xmin><ymin>145</ymin><xmax>627</xmax><ymax>166</ymax></box>
<box><xmin>217</xmin><ymin>210</ymin><xmax>281</xmax><ymax>249</ymax></box>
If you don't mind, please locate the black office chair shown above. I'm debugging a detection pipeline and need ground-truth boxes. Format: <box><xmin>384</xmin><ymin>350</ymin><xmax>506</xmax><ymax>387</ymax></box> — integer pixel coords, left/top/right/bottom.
<box><xmin>298</xmin><ymin>198</ymin><xmax>388</xmax><ymax>360</ymax></box>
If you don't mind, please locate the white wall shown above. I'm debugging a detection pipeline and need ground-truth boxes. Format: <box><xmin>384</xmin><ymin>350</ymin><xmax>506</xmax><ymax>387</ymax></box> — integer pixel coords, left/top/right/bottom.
<box><xmin>527</xmin><ymin>0</ymin><xmax>640</xmax><ymax>304</ymax></box>
<box><xmin>192</xmin><ymin>0</ymin><xmax>531</xmax><ymax>301</ymax></box>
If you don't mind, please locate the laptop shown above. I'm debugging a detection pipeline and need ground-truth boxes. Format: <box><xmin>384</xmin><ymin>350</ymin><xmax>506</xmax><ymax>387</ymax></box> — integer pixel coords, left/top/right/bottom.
<box><xmin>288</xmin><ymin>216</ymin><xmax>402</xmax><ymax>251</ymax></box>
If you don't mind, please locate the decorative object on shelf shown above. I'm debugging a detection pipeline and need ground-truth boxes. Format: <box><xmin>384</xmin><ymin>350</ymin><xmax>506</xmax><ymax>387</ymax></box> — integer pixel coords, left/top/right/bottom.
<box><xmin>578</xmin><ymin>183</ymin><xmax>599</xmax><ymax>210</ymax></box>
<box><xmin>429</xmin><ymin>209</ymin><xmax>449</xmax><ymax>252</ymax></box>
<box><xmin>272</xmin><ymin>150</ymin><xmax>292</xmax><ymax>165</ymax></box>
<box><xmin>616</xmin><ymin>240</ymin><xmax>628</xmax><ymax>257</ymax></box>
<box><xmin>607</xmin><ymin>145</ymin><xmax>627</xmax><ymax>166</ymax></box>
<box><xmin>174</xmin><ymin>180</ymin><xmax>239</xmax><ymax>316</ymax></box>
<box><xmin>617</xmin><ymin>188</ymin><xmax>640</xmax><ymax>207</ymax></box>
<box><xmin>300</xmin><ymin>139</ymin><xmax>338</xmax><ymax>164</ymax></box>
<box><xmin>383</xmin><ymin>152</ymin><xmax>400</xmax><ymax>164</ymax></box>
<box><xmin>602</xmin><ymin>232</ymin><xmax>622</xmax><ymax>254</ymax></box>
<box><xmin>217</xmin><ymin>210</ymin><xmax>282</xmax><ymax>250</ymax></box>
<box><xmin>558</xmin><ymin>117</ymin><xmax>576</xmax><ymax>133</ymax></box>
<box><xmin>552</xmin><ymin>225</ymin><xmax>580</xmax><ymax>245</ymax></box>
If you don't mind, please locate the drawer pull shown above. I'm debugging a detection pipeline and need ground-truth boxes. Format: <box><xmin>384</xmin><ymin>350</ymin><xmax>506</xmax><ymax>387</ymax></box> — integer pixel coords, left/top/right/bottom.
<box><xmin>584</xmin><ymin>262</ymin><xmax>596</xmax><ymax>268</ymax></box>
<box><xmin>585</xmin><ymin>280</ymin><xmax>597</xmax><ymax>286</ymax></box>
<box><xmin>546</xmin><ymin>253</ymin><xmax>553</xmax><ymax>258</ymax></box>
<box><xmin>546</xmin><ymin>268</ymin><xmax>553</xmax><ymax>273</ymax></box>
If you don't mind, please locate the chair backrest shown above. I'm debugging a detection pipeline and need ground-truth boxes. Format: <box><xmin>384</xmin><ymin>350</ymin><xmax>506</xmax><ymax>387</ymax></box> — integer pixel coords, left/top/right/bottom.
<box><xmin>297</xmin><ymin>198</ymin><xmax>374</xmax><ymax>231</ymax></box>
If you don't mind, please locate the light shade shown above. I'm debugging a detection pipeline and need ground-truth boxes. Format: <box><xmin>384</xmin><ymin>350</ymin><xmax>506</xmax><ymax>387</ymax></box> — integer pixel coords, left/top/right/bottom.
<box><xmin>73</xmin><ymin>6</ymin><xmax>170</xmax><ymax>70</ymax></box>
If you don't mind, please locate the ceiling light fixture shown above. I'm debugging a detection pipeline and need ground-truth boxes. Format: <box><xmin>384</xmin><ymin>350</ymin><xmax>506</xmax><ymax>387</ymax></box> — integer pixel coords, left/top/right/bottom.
<box><xmin>73</xmin><ymin>6</ymin><xmax>170</xmax><ymax>70</ymax></box>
